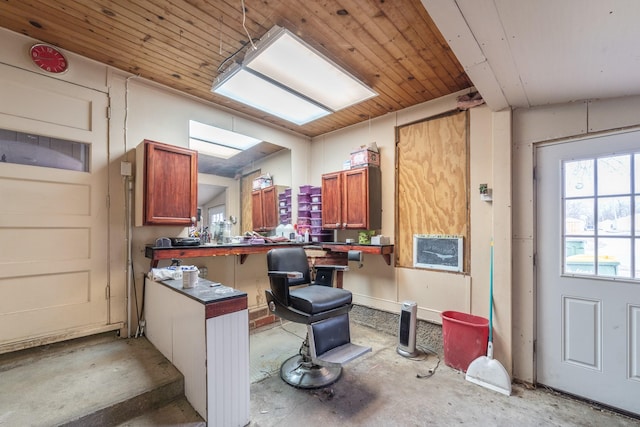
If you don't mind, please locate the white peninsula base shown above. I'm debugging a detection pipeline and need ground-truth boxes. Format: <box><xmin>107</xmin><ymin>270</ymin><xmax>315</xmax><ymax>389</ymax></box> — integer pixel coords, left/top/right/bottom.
<box><xmin>144</xmin><ymin>277</ymin><xmax>249</xmax><ymax>427</ymax></box>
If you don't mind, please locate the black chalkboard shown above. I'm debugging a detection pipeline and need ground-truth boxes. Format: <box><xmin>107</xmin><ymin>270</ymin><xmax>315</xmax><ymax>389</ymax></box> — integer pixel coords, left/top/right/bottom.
<box><xmin>413</xmin><ymin>235</ymin><xmax>463</xmax><ymax>271</ymax></box>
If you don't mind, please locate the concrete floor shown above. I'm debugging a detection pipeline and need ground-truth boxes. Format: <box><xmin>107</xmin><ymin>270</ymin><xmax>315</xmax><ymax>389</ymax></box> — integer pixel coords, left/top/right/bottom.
<box><xmin>1</xmin><ymin>307</ymin><xmax>638</xmax><ymax>426</ymax></box>
<box><xmin>249</xmin><ymin>314</ymin><xmax>640</xmax><ymax>427</ymax></box>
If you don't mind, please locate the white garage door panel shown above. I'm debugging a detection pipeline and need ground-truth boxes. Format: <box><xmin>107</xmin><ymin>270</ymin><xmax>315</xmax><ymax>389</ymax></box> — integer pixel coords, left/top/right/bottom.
<box><xmin>0</xmin><ymin>228</ymin><xmax>90</xmax><ymax>263</ymax></box>
<box><xmin>0</xmin><ymin>271</ymin><xmax>91</xmax><ymax>313</ymax></box>
<box><xmin>1</xmin><ymin>260</ymin><xmax>92</xmax><ymax>280</ymax></box>
<box><xmin>0</xmin><ymin>70</ymin><xmax>91</xmax><ymax>131</ymax></box>
<box><xmin>0</xmin><ymin>300</ymin><xmax>107</xmax><ymax>343</ymax></box>
<box><xmin>0</xmin><ymin>177</ymin><xmax>90</xmax><ymax>215</ymax></box>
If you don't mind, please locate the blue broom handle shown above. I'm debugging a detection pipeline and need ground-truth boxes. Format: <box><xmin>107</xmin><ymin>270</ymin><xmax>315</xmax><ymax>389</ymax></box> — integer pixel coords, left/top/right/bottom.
<box><xmin>489</xmin><ymin>240</ymin><xmax>494</xmax><ymax>344</ymax></box>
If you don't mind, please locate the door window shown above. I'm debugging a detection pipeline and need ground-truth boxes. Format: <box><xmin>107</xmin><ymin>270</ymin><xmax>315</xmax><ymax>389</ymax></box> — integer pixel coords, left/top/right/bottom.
<box><xmin>563</xmin><ymin>153</ymin><xmax>640</xmax><ymax>279</ymax></box>
<box><xmin>0</xmin><ymin>128</ymin><xmax>89</xmax><ymax>172</ymax></box>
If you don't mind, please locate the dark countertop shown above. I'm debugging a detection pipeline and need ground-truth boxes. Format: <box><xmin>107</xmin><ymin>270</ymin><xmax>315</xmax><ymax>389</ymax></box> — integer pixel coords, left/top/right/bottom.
<box><xmin>148</xmin><ymin>241</ymin><xmax>303</xmax><ymax>250</ymax></box>
<box><xmin>153</xmin><ymin>277</ymin><xmax>247</xmax><ymax>306</ymax></box>
<box><xmin>145</xmin><ymin>241</ymin><xmax>394</xmax><ymax>266</ymax></box>
<box><xmin>146</xmin><ymin>241</ymin><xmax>392</xmax><ymax>251</ymax></box>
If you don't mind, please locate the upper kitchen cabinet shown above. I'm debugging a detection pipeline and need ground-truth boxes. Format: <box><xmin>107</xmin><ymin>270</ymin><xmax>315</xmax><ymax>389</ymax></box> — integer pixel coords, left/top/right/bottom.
<box><xmin>321</xmin><ymin>167</ymin><xmax>381</xmax><ymax>230</ymax></box>
<box><xmin>252</xmin><ymin>185</ymin><xmax>286</xmax><ymax>232</ymax></box>
<box><xmin>135</xmin><ymin>139</ymin><xmax>198</xmax><ymax>226</ymax></box>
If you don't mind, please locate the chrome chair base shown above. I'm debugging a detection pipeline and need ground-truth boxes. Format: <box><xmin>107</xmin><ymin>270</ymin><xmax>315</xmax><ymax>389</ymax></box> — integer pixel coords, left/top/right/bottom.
<box><xmin>280</xmin><ymin>354</ymin><xmax>342</xmax><ymax>389</ymax></box>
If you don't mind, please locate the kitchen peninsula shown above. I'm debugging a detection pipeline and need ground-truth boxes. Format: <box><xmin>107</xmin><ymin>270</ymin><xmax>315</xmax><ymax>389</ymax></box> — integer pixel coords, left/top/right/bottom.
<box><xmin>144</xmin><ymin>276</ymin><xmax>249</xmax><ymax>427</ymax></box>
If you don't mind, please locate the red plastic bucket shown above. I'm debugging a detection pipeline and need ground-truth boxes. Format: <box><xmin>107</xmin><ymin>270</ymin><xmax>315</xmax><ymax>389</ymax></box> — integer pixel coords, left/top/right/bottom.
<box><xmin>441</xmin><ymin>311</ymin><xmax>489</xmax><ymax>372</ymax></box>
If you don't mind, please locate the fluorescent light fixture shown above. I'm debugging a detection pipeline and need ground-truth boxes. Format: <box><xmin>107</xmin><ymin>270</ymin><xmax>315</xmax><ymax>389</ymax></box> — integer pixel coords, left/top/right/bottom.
<box><xmin>212</xmin><ymin>25</ymin><xmax>377</xmax><ymax>125</ymax></box>
<box><xmin>188</xmin><ymin>120</ymin><xmax>261</xmax><ymax>159</ymax></box>
<box><xmin>213</xmin><ymin>65</ymin><xmax>331</xmax><ymax>125</ymax></box>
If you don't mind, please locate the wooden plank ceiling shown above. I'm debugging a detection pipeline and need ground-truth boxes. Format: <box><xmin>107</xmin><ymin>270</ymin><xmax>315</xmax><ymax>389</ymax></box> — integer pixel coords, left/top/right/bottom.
<box><xmin>0</xmin><ymin>0</ymin><xmax>472</xmax><ymax>138</ymax></box>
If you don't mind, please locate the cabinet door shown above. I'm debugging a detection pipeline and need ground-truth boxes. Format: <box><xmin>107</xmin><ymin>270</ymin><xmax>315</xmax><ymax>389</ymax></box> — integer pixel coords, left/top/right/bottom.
<box><xmin>261</xmin><ymin>186</ymin><xmax>279</xmax><ymax>230</ymax></box>
<box><xmin>251</xmin><ymin>190</ymin><xmax>264</xmax><ymax>231</ymax></box>
<box><xmin>143</xmin><ymin>140</ymin><xmax>198</xmax><ymax>225</ymax></box>
<box><xmin>321</xmin><ymin>167</ymin><xmax>381</xmax><ymax>230</ymax></box>
<box><xmin>343</xmin><ymin>168</ymin><xmax>369</xmax><ymax>229</ymax></box>
<box><xmin>350</xmin><ymin>166</ymin><xmax>381</xmax><ymax>229</ymax></box>
<box><xmin>321</xmin><ymin>171</ymin><xmax>343</xmax><ymax>229</ymax></box>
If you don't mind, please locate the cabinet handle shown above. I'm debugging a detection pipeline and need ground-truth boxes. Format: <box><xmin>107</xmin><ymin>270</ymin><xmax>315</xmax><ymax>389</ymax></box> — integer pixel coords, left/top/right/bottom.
<box><xmin>342</xmin><ymin>223</ymin><xmax>347</xmax><ymax>228</ymax></box>
<box><xmin>336</xmin><ymin>223</ymin><xmax>340</xmax><ymax>228</ymax></box>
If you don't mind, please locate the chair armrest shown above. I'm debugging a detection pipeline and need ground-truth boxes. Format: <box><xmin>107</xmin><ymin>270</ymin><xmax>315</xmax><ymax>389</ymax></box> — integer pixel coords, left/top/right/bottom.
<box><xmin>313</xmin><ymin>265</ymin><xmax>349</xmax><ymax>272</ymax></box>
<box><xmin>268</xmin><ymin>270</ymin><xmax>304</xmax><ymax>279</ymax></box>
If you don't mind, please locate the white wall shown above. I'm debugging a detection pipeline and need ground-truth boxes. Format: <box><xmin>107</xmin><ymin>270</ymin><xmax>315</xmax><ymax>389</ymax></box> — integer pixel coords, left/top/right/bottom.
<box><xmin>512</xmin><ymin>95</ymin><xmax>640</xmax><ymax>382</ymax></box>
<box><xmin>242</xmin><ymin>149</ymin><xmax>292</xmax><ymax>187</ymax></box>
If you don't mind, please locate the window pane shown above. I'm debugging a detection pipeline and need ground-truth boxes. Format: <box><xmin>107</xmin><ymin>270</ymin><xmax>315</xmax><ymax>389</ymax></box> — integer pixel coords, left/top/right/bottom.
<box><xmin>565</xmin><ymin>237</ymin><xmax>588</xmax><ymax>257</ymax></box>
<box><xmin>598</xmin><ymin>237</ymin><xmax>628</xmax><ymax>277</ymax></box>
<box><xmin>564</xmin><ymin>159</ymin><xmax>594</xmax><ymax>198</ymax></box>
<box><xmin>565</xmin><ymin>244</ymin><xmax>594</xmax><ymax>275</ymax></box>
<box><xmin>565</xmin><ymin>198</ymin><xmax>594</xmax><ymax>235</ymax></box>
<box><xmin>597</xmin><ymin>196</ymin><xmax>631</xmax><ymax>236</ymax></box>
<box><xmin>0</xmin><ymin>128</ymin><xmax>89</xmax><ymax>172</ymax></box>
<box><xmin>209</xmin><ymin>205</ymin><xmax>226</xmax><ymax>224</ymax></box>
<box><xmin>564</xmin><ymin>153</ymin><xmax>638</xmax><ymax>280</ymax></box>
<box><xmin>597</xmin><ymin>154</ymin><xmax>630</xmax><ymax>196</ymax></box>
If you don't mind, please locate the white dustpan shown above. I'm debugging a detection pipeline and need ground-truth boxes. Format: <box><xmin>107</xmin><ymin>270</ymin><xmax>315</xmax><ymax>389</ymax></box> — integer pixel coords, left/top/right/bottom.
<box><xmin>465</xmin><ymin>240</ymin><xmax>512</xmax><ymax>396</ymax></box>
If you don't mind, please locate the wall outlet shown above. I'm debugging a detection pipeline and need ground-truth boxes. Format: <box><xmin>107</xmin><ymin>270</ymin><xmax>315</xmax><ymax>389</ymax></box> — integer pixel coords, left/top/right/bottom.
<box><xmin>198</xmin><ymin>266</ymin><xmax>208</xmax><ymax>278</ymax></box>
<box><xmin>120</xmin><ymin>161</ymin><xmax>132</xmax><ymax>176</ymax></box>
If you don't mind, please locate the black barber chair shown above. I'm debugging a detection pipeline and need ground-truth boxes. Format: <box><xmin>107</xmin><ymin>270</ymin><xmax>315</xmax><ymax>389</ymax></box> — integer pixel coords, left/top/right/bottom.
<box><xmin>266</xmin><ymin>247</ymin><xmax>371</xmax><ymax>388</ymax></box>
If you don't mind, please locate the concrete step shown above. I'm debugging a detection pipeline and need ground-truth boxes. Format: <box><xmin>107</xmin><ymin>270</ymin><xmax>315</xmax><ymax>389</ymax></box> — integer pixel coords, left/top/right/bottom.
<box><xmin>115</xmin><ymin>397</ymin><xmax>206</xmax><ymax>427</ymax></box>
<box><xmin>0</xmin><ymin>331</ymin><xmax>204</xmax><ymax>426</ymax></box>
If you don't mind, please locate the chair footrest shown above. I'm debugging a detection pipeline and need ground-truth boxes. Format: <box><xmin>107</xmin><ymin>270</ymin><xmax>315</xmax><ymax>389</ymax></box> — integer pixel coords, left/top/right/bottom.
<box><xmin>315</xmin><ymin>342</ymin><xmax>371</xmax><ymax>365</ymax></box>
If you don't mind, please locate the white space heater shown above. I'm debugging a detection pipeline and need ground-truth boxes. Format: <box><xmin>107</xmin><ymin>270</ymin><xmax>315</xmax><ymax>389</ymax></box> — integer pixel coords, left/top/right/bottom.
<box><xmin>397</xmin><ymin>301</ymin><xmax>418</xmax><ymax>357</ymax></box>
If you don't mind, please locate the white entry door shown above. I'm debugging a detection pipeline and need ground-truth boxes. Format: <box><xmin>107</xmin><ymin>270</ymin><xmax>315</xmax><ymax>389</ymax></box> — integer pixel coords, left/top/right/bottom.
<box><xmin>0</xmin><ymin>64</ymin><xmax>113</xmax><ymax>352</ymax></box>
<box><xmin>537</xmin><ymin>130</ymin><xmax>640</xmax><ymax>416</ymax></box>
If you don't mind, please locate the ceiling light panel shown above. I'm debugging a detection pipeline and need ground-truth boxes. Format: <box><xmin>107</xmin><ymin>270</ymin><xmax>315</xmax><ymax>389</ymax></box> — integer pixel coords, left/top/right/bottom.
<box><xmin>211</xmin><ymin>25</ymin><xmax>377</xmax><ymax>125</ymax></box>
<box><xmin>213</xmin><ymin>66</ymin><xmax>331</xmax><ymax>125</ymax></box>
<box><xmin>245</xmin><ymin>27</ymin><xmax>378</xmax><ymax>111</ymax></box>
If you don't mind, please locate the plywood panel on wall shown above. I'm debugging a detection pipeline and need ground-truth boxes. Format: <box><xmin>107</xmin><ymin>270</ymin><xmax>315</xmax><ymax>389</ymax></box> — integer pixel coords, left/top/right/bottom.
<box><xmin>241</xmin><ymin>170</ymin><xmax>261</xmax><ymax>233</ymax></box>
<box><xmin>396</xmin><ymin>111</ymin><xmax>469</xmax><ymax>270</ymax></box>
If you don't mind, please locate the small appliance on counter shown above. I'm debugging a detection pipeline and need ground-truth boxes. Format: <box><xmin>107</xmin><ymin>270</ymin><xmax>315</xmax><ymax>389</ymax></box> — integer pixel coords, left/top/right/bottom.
<box><xmin>155</xmin><ymin>237</ymin><xmax>171</xmax><ymax>247</ymax></box>
<box><xmin>169</xmin><ymin>237</ymin><xmax>200</xmax><ymax>247</ymax></box>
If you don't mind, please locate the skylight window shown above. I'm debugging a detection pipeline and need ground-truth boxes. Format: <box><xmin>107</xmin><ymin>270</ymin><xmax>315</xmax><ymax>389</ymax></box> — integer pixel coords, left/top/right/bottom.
<box><xmin>188</xmin><ymin>120</ymin><xmax>261</xmax><ymax>159</ymax></box>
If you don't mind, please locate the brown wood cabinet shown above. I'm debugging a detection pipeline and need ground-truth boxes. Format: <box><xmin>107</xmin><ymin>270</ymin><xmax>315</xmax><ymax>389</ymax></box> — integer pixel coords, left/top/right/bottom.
<box><xmin>251</xmin><ymin>185</ymin><xmax>283</xmax><ymax>232</ymax></box>
<box><xmin>136</xmin><ymin>139</ymin><xmax>198</xmax><ymax>226</ymax></box>
<box><xmin>321</xmin><ymin>166</ymin><xmax>381</xmax><ymax>230</ymax></box>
